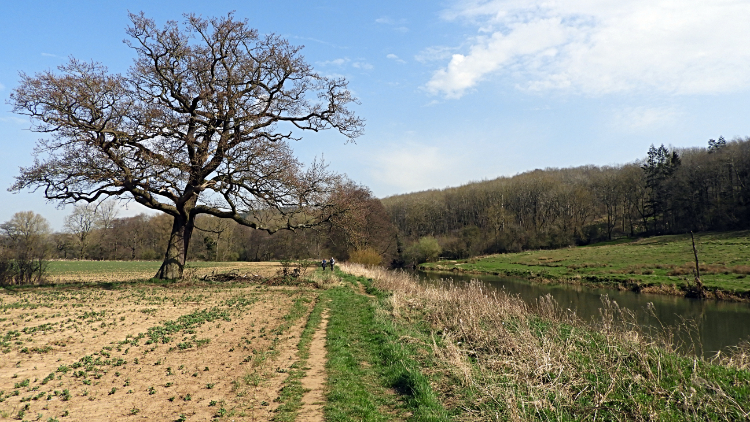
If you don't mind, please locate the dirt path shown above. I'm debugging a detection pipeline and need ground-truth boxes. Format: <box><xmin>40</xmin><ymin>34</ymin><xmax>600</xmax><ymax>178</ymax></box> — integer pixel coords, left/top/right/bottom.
<box><xmin>358</xmin><ymin>282</ymin><xmax>376</xmax><ymax>298</ymax></box>
<box><xmin>296</xmin><ymin>309</ymin><xmax>330</xmax><ymax>421</ymax></box>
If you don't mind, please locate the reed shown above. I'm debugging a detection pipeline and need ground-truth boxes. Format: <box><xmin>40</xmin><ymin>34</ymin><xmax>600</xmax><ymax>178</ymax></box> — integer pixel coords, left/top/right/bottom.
<box><xmin>340</xmin><ymin>263</ymin><xmax>750</xmax><ymax>420</ymax></box>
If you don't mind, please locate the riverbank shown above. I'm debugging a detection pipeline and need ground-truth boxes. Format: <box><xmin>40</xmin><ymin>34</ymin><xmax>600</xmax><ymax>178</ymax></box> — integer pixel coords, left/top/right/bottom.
<box><xmin>340</xmin><ymin>263</ymin><xmax>750</xmax><ymax>420</ymax></box>
<box><xmin>420</xmin><ymin>231</ymin><xmax>750</xmax><ymax>301</ymax></box>
<box><xmin>3</xmin><ymin>261</ymin><xmax>748</xmax><ymax>420</ymax></box>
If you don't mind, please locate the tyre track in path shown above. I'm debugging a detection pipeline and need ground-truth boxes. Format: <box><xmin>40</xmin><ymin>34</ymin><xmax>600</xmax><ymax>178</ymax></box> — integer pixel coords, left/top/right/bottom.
<box><xmin>296</xmin><ymin>309</ymin><xmax>329</xmax><ymax>421</ymax></box>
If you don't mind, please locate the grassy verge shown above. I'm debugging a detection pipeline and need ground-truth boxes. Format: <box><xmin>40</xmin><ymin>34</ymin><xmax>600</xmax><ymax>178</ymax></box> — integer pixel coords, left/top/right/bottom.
<box><xmin>342</xmin><ymin>263</ymin><xmax>750</xmax><ymax>421</ymax></box>
<box><xmin>420</xmin><ymin>230</ymin><xmax>750</xmax><ymax>297</ymax></box>
<box><xmin>324</xmin><ymin>270</ymin><xmax>449</xmax><ymax>421</ymax></box>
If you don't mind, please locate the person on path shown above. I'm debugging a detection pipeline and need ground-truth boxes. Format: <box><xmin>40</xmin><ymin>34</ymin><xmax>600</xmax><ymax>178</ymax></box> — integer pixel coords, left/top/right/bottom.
<box><xmin>329</xmin><ymin>257</ymin><xmax>335</xmax><ymax>271</ymax></box>
<box><xmin>321</xmin><ymin>259</ymin><xmax>327</xmax><ymax>271</ymax></box>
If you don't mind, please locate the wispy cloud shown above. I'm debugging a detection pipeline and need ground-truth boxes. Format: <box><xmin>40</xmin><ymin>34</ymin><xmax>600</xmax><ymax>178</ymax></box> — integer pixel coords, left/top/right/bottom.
<box><xmin>370</xmin><ymin>141</ymin><xmax>461</xmax><ymax>193</ymax></box>
<box><xmin>415</xmin><ymin>46</ymin><xmax>458</xmax><ymax>64</ymax></box>
<box><xmin>352</xmin><ymin>61</ymin><xmax>373</xmax><ymax>70</ymax></box>
<box><xmin>41</xmin><ymin>52</ymin><xmax>61</xmax><ymax>58</ymax></box>
<box><xmin>386</xmin><ymin>53</ymin><xmax>406</xmax><ymax>64</ymax></box>
<box><xmin>0</xmin><ymin>116</ymin><xmax>28</xmax><ymax>125</ymax></box>
<box><xmin>288</xmin><ymin>35</ymin><xmax>349</xmax><ymax>50</ymax></box>
<box><xmin>610</xmin><ymin>106</ymin><xmax>682</xmax><ymax>132</ymax></box>
<box><xmin>318</xmin><ymin>57</ymin><xmax>373</xmax><ymax>72</ymax></box>
<box><xmin>321</xmin><ymin>72</ymin><xmax>347</xmax><ymax>80</ymax></box>
<box><xmin>0</xmin><ymin>82</ymin><xmax>5</xmax><ymax>91</ymax></box>
<box><xmin>427</xmin><ymin>0</ymin><xmax>750</xmax><ymax>98</ymax></box>
<box><xmin>375</xmin><ymin>16</ymin><xmax>409</xmax><ymax>33</ymax></box>
<box><xmin>318</xmin><ymin>58</ymin><xmax>349</xmax><ymax>67</ymax></box>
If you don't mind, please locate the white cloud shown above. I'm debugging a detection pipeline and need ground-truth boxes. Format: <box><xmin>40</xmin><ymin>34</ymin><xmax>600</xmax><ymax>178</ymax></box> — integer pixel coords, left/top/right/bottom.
<box><xmin>427</xmin><ymin>0</ymin><xmax>750</xmax><ymax>98</ymax></box>
<box><xmin>41</xmin><ymin>52</ymin><xmax>60</xmax><ymax>58</ymax></box>
<box><xmin>610</xmin><ymin>106</ymin><xmax>682</xmax><ymax>131</ymax></box>
<box><xmin>0</xmin><ymin>82</ymin><xmax>5</xmax><ymax>91</ymax></box>
<box><xmin>386</xmin><ymin>54</ymin><xmax>406</xmax><ymax>64</ymax></box>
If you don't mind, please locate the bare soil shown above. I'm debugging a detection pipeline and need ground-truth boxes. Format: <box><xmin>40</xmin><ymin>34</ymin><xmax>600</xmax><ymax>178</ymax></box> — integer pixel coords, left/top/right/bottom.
<box><xmin>0</xmin><ymin>270</ymin><xmax>319</xmax><ymax>421</ymax></box>
<box><xmin>297</xmin><ymin>310</ymin><xmax>330</xmax><ymax>422</ymax></box>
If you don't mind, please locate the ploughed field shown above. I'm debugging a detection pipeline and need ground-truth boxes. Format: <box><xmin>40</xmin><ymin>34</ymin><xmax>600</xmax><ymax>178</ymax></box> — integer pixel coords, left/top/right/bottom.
<box><xmin>422</xmin><ymin>230</ymin><xmax>750</xmax><ymax>295</ymax></box>
<box><xmin>0</xmin><ymin>263</ymin><xmax>317</xmax><ymax>421</ymax></box>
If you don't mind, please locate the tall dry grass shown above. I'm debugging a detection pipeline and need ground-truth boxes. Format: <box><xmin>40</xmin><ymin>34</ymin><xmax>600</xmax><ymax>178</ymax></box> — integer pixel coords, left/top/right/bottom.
<box><xmin>340</xmin><ymin>263</ymin><xmax>750</xmax><ymax>420</ymax></box>
<box><xmin>307</xmin><ymin>270</ymin><xmax>342</xmax><ymax>289</ymax></box>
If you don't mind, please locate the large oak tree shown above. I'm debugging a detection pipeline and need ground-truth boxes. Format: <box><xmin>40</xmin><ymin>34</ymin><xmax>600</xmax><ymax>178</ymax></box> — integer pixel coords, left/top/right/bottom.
<box><xmin>9</xmin><ymin>12</ymin><xmax>364</xmax><ymax>278</ymax></box>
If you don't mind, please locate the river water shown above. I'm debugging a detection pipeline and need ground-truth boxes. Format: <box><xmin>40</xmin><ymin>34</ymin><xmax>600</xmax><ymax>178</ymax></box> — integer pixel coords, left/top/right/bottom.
<box><xmin>418</xmin><ymin>271</ymin><xmax>750</xmax><ymax>358</ymax></box>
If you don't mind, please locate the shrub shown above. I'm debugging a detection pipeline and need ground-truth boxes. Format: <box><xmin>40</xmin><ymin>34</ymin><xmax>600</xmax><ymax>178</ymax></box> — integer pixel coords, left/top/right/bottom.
<box><xmin>0</xmin><ymin>211</ymin><xmax>51</xmax><ymax>286</ymax></box>
<box><xmin>348</xmin><ymin>248</ymin><xmax>382</xmax><ymax>266</ymax></box>
<box><xmin>0</xmin><ymin>252</ymin><xmax>48</xmax><ymax>287</ymax></box>
<box><xmin>404</xmin><ymin>236</ymin><xmax>442</xmax><ymax>265</ymax></box>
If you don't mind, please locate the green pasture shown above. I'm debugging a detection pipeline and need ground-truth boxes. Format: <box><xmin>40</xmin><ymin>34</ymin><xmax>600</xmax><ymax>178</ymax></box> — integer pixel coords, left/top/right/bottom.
<box><xmin>47</xmin><ymin>260</ymin><xmax>162</xmax><ymax>275</ymax></box>
<box><xmin>421</xmin><ymin>231</ymin><xmax>750</xmax><ymax>294</ymax></box>
<box><xmin>45</xmin><ymin>260</ymin><xmax>242</xmax><ymax>276</ymax></box>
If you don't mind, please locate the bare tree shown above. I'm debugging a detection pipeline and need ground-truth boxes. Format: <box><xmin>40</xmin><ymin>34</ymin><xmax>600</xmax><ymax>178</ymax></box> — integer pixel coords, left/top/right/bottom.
<box><xmin>326</xmin><ymin>181</ymin><xmax>397</xmax><ymax>259</ymax></box>
<box><xmin>194</xmin><ymin>215</ymin><xmax>235</xmax><ymax>261</ymax></box>
<box><xmin>1</xmin><ymin>211</ymin><xmax>51</xmax><ymax>248</ymax></box>
<box><xmin>64</xmin><ymin>203</ymin><xmax>98</xmax><ymax>259</ymax></box>
<box><xmin>91</xmin><ymin>199</ymin><xmax>120</xmax><ymax>259</ymax></box>
<box><xmin>96</xmin><ymin>199</ymin><xmax>120</xmax><ymax>230</ymax></box>
<box><xmin>9</xmin><ymin>12</ymin><xmax>364</xmax><ymax>278</ymax></box>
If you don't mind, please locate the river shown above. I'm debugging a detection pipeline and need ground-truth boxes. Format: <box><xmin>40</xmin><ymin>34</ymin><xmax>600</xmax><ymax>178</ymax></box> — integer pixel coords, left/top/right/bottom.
<box><xmin>418</xmin><ymin>271</ymin><xmax>750</xmax><ymax>358</ymax></box>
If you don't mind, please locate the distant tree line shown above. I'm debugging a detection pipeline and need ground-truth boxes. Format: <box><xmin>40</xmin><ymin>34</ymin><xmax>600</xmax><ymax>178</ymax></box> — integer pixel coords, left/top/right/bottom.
<box><xmin>382</xmin><ymin>137</ymin><xmax>750</xmax><ymax>261</ymax></box>
<box><xmin>0</xmin><ymin>183</ymin><xmax>397</xmax><ymax>284</ymax></box>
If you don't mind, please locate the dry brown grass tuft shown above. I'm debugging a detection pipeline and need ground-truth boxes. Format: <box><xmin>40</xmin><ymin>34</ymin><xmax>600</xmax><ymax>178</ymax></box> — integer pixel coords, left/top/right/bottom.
<box><xmin>714</xmin><ymin>340</ymin><xmax>750</xmax><ymax>370</ymax></box>
<box><xmin>665</xmin><ymin>262</ymin><xmax>749</xmax><ymax>276</ymax></box>
<box><xmin>308</xmin><ymin>271</ymin><xmax>342</xmax><ymax>289</ymax></box>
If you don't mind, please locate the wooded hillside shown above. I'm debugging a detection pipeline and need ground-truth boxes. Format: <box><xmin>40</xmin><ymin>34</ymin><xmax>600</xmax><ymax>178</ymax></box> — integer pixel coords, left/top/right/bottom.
<box><xmin>382</xmin><ymin>137</ymin><xmax>750</xmax><ymax>260</ymax></box>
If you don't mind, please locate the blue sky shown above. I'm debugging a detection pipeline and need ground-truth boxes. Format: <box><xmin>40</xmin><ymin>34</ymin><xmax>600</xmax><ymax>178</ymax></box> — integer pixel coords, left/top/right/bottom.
<box><xmin>2</xmin><ymin>0</ymin><xmax>749</xmax><ymax>229</ymax></box>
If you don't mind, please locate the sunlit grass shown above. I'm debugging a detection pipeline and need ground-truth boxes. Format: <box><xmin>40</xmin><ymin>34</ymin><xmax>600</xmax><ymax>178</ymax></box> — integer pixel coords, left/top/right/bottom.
<box><xmin>422</xmin><ymin>230</ymin><xmax>750</xmax><ymax>294</ymax></box>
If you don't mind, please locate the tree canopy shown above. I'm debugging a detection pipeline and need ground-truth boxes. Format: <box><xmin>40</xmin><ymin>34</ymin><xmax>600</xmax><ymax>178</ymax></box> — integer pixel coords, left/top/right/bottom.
<box><xmin>383</xmin><ymin>138</ymin><xmax>750</xmax><ymax>259</ymax></box>
<box><xmin>10</xmin><ymin>12</ymin><xmax>364</xmax><ymax>278</ymax></box>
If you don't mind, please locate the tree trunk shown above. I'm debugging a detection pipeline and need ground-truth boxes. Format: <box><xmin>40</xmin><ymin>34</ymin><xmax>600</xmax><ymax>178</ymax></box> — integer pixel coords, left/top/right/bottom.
<box><xmin>690</xmin><ymin>231</ymin><xmax>705</xmax><ymax>298</ymax></box>
<box><xmin>155</xmin><ymin>211</ymin><xmax>195</xmax><ymax>279</ymax></box>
